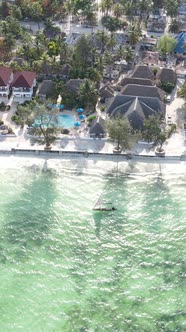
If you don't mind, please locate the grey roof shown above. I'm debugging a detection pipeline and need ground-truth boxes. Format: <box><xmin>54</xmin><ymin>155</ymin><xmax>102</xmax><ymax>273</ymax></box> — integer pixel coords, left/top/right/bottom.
<box><xmin>99</xmin><ymin>83</ymin><xmax>115</xmax><ymax>98</ymax></box>
<box><xmin>151</xmin><ymin>21</ymin><xmax>166</xmax><ymax>29</ymax></box>
<box><xmin>121</xmin><ymin>84</ymin><xmax>165</xmax><ymax>101</ymax></box>
<box><xmin>90</xmin><ymin>117</ymin><xmax>105</xmax><ymax>135</ymax></box>
<box><xmin>12</xmin><ymin>57</ymin><xmax>25</xmax><ymax>66</ymax></box>
<box><xmin>100</xmin><ymin>88</ymin><xmax>114</xmax><ymax>99</ymax></box>
<box><xmin>41</xmin><ymin>63</ymin><xmax>59</xmax><ymax>75</ymax></box>
<box><xmin>61</xmin><ymin>64</ymin><xmax>71</xmax><ymax>76</ymax></box>
<box><xmin>119</xmin><ymin>77</ymin><xmax>154</xmax><ymax>87</ymax></box>
<box><xmin>142</xmin><ymin>51</ymin><xmax>159</xmax><ymax>65</ymax></box>
<box><xmin>107</xmin><ymin>95</ymin><xmax>135</xmax><ymax>116</ymax></box>
<box><xmin>37</xmin><ymin>80</ymin><xmax>55</xmax><ymax>96</ymax></box>
<box><xmin>141</xmin><ymin>37</ymin><xmax>157</xmax><ymax>45</ymax></box>
<box><xmin>106</xmin><ymin>95</ymin><xmax>165</xmax><ymax>130</ymax></box>
<box><xmin>40</xmin><ymin>63</ymin><xmax>71</xmax><ymax>77</ymax></box>
<box><xmin>0</xmin><ymin>125</ymin><xmax>8</xmax><ymax>130</ymax></box>
<box><xmin>132</xmin><ymin>65</ymin><xmax>154</xmax><ymax>80</ymax></box>
<box><xmin>158</xmin><ymin>68</ymin><xmax>177</xmax><ymax>85</ymax></box>
<box><xmin>66</xmin><ymin>79</ymin><xmax>85</xmax><ymax>93</ymax></box>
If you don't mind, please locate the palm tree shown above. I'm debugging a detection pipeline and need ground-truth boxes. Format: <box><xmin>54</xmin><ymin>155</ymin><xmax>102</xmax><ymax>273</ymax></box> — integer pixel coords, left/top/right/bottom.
<box><xmin>43</xmin><ymin>18</ymin><xmax>55</xmax><ymax>32</ymax></box>
<box><xmin>106</xmin><ymin>33</ymin><xmax>117</xmax><ymax>51</ymax></box>
<box><xmin>0</xmin><ymin>21</ymin><xmax>9</xmax><ymax>35</ymax></box>
<box><xmin>79</xmin><ymin>79</ymin><xmax>98</xmax><ymax>112</ymax></box>
<box><xmin>32</xmin><ymin>52</ymin><xmax>52</xmax><ymax>73</ymax></box>
<box><xmin>116</xmin><ymin>45</ymin><xmax>126</xmax><ymax>60</ymax></box>
<box><xmin>165</xmin><ymin>0</ymin><xmax>179</xmax><ymax>18</ymax></box>
<box><xmin>113</xmin><ymin>3</ymin><xmax>124</xmax><ymax>18</ymax></box>
<box><xmin>59</xmin><ymin>40</ymin><xmax>70</xmax><ymax>63</ymax></box>
<box><xmin>96</xmin><ymin>30</ymin><xmax>109</xmax><ymax>54</ymax></box>
<box><xmin>99</xmin><ymin>1</ymin><xmax>106</xmax><ymax>16</ymax></box>
<box><xmin>137</xmin><ymin>0</ymin><xmax>153</xmax><ymax>23</ymax></box>
<box><xmin>95</xmin><ymin>55</ymin><xmax>104</xmax><ymax>73</ymax></box>
<box><xmin>3</xmin><ymin>33</ymin><xmax>16</xmax><ymax>50</ymax></box>
<box><xmin>33</xmin><ymin>31</ymin><xmax>47</xmax><ymax>57</ymax></box>
<box><xmin>123</xmin><ymin>1</ymin><xmax>135</xmax><ymax>23</ymax></box>
<box><xmin>169</xmin><ymin>19</ymin><xmax>180</xmax><ymax>34</ymax></box>
<box><xmin>128</xmin><ymin>25</ymin><xmax>141</xmax><ymax>45</ymax></box>
<box><xmin>84</xmin><ymin>9</ymin><xmax>97</xmax><ymax>29</ymax></box>
<box><xmin>124</xmin><ymin>45</ymin><xmax>134</xmax><ymax>63</ymax></box>
<box><xmin>104</xmin><ymin>0</ymin><xmax>114</xmax><ymax>14</ymax></box>
<box><xmin>90</xmin><ymin>46</ymin><xmax>98</xmax><ymax>67</ymax></box>
<box><xmin>103</xmin><ymin>50</ymin><xmax>113</xmax><ymax>65</ymax></box>
<box><xmin>64</xmin><ymin>0</ymin><xmax>73</xmax><ymax>31</ymax></box>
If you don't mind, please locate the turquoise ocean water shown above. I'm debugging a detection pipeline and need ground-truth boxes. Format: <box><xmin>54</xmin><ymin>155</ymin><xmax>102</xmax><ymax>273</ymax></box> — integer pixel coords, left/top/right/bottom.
<box><xmin>0</xmin><ymin>156</ymin><xmax>185</xmax><ymax>332</ymax></box>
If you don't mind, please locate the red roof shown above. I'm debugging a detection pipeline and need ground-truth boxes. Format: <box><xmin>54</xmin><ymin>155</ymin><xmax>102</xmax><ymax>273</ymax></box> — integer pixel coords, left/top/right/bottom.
<box><xmin>0</xmin><ymin>66</ymin><xmax>12</xmax><ymax>86</ymax></box>
<box><xmin>12</xmin><ymin>71</ymin><xmax>36</xmax><ymax>88</ymax></box>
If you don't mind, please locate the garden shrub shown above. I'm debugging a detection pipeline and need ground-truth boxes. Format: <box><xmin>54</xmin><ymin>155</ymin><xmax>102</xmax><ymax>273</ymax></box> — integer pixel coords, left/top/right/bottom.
<box><xmin>87</xmin><ymin>115</ymin><xmax>96</xmax><ymax>123</ymax></box>
<box><xmin>8</xmin><ymin>127</ymin><xmax>13</xmax><ymax>134</ymax></box>
<box><xmin>100</xmin><ymin>106</ymin><xmax>106</xmax><ymax>112</ymax></box>
<box><xmin>11</xmin><ymin>115</ymin><xmax>21</xmax><ymax>125</ymax></box>
<box><xmin>161</xmin><ymin>82</ymin><xmax>175</xmax><ymax>93</ymax></box>
<box><xmin>5</xmin><ymin>105</ymin><xmax>11</xmax><ymax>111</ymax></box>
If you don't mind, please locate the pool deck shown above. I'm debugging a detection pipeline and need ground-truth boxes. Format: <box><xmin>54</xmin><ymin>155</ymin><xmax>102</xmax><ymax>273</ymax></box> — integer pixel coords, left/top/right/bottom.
<box><xmin>0</xmin><ymin>107</ymin><xmax>186</xmax><ymax>160</ymax></box>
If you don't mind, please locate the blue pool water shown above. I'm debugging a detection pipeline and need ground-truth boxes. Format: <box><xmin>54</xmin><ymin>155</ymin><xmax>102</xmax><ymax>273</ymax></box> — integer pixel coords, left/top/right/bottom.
<box><xmin>58</xmin><ymin>114</ymin><xmax>75</xmax><ymax>128</ymax></box>
<box><xmin>34</xmin><ymin>114</ymin><xmax>75</xmax><ymax>129</ymax></box>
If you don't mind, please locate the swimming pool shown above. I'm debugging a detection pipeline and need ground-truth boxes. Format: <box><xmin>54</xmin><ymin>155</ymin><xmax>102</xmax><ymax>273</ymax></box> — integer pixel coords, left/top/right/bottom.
<box><xmin>33</xmin><ymin>114</ymin><xmax>75</xmax><ymax>129</ymax></box>
<box><xmin>58</xmin><ymin>114</ymin><xmax>75</xmax><ymax>129</ymax></box>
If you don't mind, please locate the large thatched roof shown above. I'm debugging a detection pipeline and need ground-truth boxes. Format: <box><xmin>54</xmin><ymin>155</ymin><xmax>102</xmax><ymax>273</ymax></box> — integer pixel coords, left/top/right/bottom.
<box><xmin>107</xmin><ymin>95</ymin><xmax>165</xmax><ymax>130</ymax></box>
<box><xmin>121</xmin><ymin>84</ymin><xmax>165</xmax><ymax>101</ymax></box>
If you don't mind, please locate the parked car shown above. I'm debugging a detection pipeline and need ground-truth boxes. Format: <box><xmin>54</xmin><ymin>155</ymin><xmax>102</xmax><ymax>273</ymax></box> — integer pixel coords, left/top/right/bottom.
<box><xmin>167</xmin><ymin>116</ymin><xmax>172</xmax><ymax>125</ymax></box>
<box><xmin>166</xmin><ymin>95</ymin><xmax>171</xmax><ymax>103</ymax></box>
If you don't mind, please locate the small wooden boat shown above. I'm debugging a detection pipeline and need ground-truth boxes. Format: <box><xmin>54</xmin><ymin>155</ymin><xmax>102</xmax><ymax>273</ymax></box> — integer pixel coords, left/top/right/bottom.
<box><xmin>93</xmin><ymin>195</ymin><xmax>117</xmax><ymax>211</ymax></box>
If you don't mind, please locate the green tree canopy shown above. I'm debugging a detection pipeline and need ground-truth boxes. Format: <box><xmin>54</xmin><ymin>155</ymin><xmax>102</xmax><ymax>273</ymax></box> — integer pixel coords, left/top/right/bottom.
<box><xmin>142</xmin><ymin>115</ymin><xmax>176</xmax><ymax>151</ymax></box>
<box><xmin>169</xmin><ymin>19</ymin><xmax>180</xmax><ymax>34</ymax></box>
<box><xmin>72</xmin><ymin>34</ymin><xmax>93</xmax><ymax>70</ymax></box>
<box><xmin>102</xmin><ymin>16</ymin><xmax>123</xmax><ymax>32</ymax></box>
<box><xmin>128</xmin><ymin>24</ymin><xmax>141</xmax><ymax>45</ymax></box>
<box><xmin>12</xmin><ymin>101</ymin><xmax>60</xmax><ymax>148</ymax></box>
<box><xmin>79</xmin><ymin>79</ymin><xmax>98</xmax><ymax>111</ymax></box>
<box><xmin>177</xmin><ymin>82</ymin><xmax>186</xmax><ymax>100</ymax></box>
<box><xmin>106</xmin><ymin>116</ymin><xmax>131</xmax><ymax>151</ymax></box>
<box><xmin>157</xmin><ymin>35</ymin><xmax>177</xmax><ymax>54</ymax></box>
<box><xmin>28</xmin><ymin>103</ymin><xmax>60</xmax><ymax>148</ymax></box>
<box><xmin>142</xmin><ymin>116</ymin><xmax>161</xmax><ymax>143</ymax></box>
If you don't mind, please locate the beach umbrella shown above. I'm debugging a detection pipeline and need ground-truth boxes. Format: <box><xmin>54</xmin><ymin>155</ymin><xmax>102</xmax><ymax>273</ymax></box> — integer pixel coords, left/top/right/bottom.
<box><xmin>57</xmin><ymin>104</ymin><xmax>64</xmax><ymax>110</ymax></box>
<box><xmin>79</xmin><ymin>114</ymin><xmax>85</xmax><ymax>120</ymax></box>
<box><xmin>76</xmin><ymin>107</ymin><xmax>84</xmax><ymax>113</ymax></box>
<box><xmin>74</xmin><ymin>121</ymin><xmax>81</xmax><ymax>127</ymax></box>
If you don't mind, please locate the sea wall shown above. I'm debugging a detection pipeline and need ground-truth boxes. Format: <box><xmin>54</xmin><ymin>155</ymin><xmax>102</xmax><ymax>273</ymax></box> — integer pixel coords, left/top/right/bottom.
<box><xmin>0</xmin><ymin>147</ymin><xmax>184</xmax><ymax>163</ymax></box>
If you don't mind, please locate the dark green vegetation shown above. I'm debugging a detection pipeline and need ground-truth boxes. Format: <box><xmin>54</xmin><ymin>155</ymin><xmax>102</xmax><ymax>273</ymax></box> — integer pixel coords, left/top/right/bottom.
<box><xmin>106</xmin><ymin>116</ymin><xmax>131</xmax><ymax>152</ymax></box>
<box><xmin>143</xmin><ymin>116</ymin><xmax>176</xmax><ymax>151</ymax></box>
<box><xmin>12</xmin><ymin>101</ymin><xmax>60</xmax><ymax>148</ymax></box>
<box><xmin>0</xmin><ymin>0</ymin><xmax>180</xmax><ymax>146</ymax></box>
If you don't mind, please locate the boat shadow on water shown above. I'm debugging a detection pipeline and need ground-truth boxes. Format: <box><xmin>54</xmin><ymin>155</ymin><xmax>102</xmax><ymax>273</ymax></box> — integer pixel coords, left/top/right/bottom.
<box><xmin>93</xmin><ymin>209</ymin><xmax>118</xmax><ymax>238</ymax></box>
